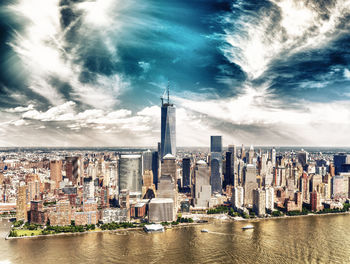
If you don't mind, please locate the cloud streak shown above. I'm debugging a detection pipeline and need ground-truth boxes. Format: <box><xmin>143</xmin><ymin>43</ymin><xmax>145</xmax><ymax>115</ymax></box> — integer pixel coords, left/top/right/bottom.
<box><xmin>1</xmin><ymin>0</ymin><xmax>350</xmax><ymax>146</ymax></box>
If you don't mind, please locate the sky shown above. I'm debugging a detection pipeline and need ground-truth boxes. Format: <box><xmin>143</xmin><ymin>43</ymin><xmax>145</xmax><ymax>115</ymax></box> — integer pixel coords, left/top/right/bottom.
<box><xmin>0</xmin><ymin>0</ymin><xmax>350</xmax><ymax>147</ymax></box>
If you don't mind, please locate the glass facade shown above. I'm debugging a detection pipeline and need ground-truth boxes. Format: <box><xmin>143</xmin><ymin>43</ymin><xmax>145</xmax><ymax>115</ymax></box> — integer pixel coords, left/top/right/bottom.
<box><xmin>210</xmin><ymin>152</ymin><xmax>222</xmax><ymax>194</ymax></box>
<box><xmin>161</xmin><ymin>104</ymin><xmax>176</xmax><ymax>159</ymax></box>
<box><xmin>210</xmin><ymin>136</ymin><xmax>222</xmax><ymax>153</ymax></box>
<box><xmin>182</xmin><ymin>158</ymin><xmax>191</xmax><ymax>188</ymax></box>
<box><xmin>118</xmin><ymin>154</ymin><xmax>142</xmax><ymax>196</ymax></box>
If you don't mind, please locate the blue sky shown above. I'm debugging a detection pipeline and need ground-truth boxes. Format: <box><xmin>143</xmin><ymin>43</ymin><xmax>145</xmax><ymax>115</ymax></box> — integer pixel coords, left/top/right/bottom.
<box><xmin>0</xmin><ymin>0</ymin><xmax>350</xmax><ymax>147</ymax></box>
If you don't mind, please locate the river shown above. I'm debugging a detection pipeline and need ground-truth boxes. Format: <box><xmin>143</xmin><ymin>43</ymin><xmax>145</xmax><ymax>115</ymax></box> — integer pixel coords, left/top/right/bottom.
<box><xmin>1</xmin><ymin>214</ymin><xmax>350</xmax><ymax>263</ymax></box>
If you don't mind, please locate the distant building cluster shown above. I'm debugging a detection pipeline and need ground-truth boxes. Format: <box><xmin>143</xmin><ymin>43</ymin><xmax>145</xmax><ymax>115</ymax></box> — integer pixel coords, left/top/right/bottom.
<box><xmin>0</xmin><ymin>91</ymin><xmax>350</xmax><ymax>226</ymax></box>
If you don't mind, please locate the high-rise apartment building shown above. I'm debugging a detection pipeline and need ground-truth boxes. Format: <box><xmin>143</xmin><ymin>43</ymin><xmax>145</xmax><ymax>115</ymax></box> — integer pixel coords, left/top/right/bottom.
<box><xmin>65</xmin><ymin>156</ymin><xmax>82</xmax><ymax>185</ymax></box>
<box><xmin>50</xmin><ymin>160</ymin><xmax>62</xmax><ymax>188</ymax></box>
<box><xmin>253</xmin><ymin>188</ymin><xmax>266</xmax><ymax>216</ymax></box>
<box><xmin>16</xmin><ymin>182</ymin><xmax>27</xmax><ymax>222</ymax></box>
<box><xmin>232</xmin><ymin>186</ymin><xmax>244</xmax><ymax>209</ymax></box>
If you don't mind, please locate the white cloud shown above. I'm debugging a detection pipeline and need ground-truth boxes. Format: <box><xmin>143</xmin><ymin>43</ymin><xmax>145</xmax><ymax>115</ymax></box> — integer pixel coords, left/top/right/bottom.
<box><xmin>22</xmin><ymin>101</ymin><xmax>76</xmax><ymax>121</ymax></box>
<box><xmin>221</xmin><ymin>0</ymin><xmax>350</xmax><ymax>79</ymax></box>
<box><xmin>5</xmin><ymin>104</ymin><xmax>34</xmax><ymax>113</ymax></box>
<box><xmin>7</xmin><ymin>0</ymin><xmax>131</xmax><ymax>109</ymax></box>
<box><xmin>344</xmin><ymin>68</ymin><xmax>350</xmax><ymax>79</ymax></box>
<box><xmin>138</xmin><ymin>61</ymin><xmax>151</xmax><ymax>73</ymax></box>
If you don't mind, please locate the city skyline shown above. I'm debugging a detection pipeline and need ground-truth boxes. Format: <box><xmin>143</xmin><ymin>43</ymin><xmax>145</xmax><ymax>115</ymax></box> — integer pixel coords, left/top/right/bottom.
<box><xmin>1</xmin><ymin>0</ymin><xmax>350</xmax><ymax>147</ymax></box>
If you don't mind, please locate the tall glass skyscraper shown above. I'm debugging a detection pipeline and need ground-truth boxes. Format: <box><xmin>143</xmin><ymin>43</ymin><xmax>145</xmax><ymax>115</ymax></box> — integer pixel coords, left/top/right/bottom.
<box><xmin>210</xmin><ymin>136</ymin><xmax>222</xmax><ymax>152</ymax></box>
<box><xmin>210</xmin><ymin>135</ymin><xmax>222</xmax><ymax>194</ymax></box>
<box><xmin>161</xmin><ymin>88</ymin><xmax>176</xmax><ymax>159</ymax></box>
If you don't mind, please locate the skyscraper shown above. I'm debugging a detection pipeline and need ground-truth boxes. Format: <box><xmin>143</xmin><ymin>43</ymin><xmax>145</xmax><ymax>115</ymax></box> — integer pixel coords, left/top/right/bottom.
<box><xmin>50</xmin><ymin>160</ymin><xmax>62</xmax><ymax>188</ymax></box>
<box><xmin>161</xmin><ymin>154</ymin><xmax>177</xmax><ymax>184</ymax></box>
<box><xmin>194</xmin><ymin>160</ymin><xmax>211</xmax><ymax>208</ymax></box>
<box><xmin>152</xmin><ymin>151</ymin><xmax>159</xmax><ymax>188</ymax></box>
<box><xmin>210</xmin><ymin>136</ymin><xmax>222</xmax><ymax>152</ymax></box>
<box><xmin>225</xmin><ymin>151</ymin><xmax>233</xmax><ymax>188</ymax></box>
<box><xmin>334</xmin><ymin>153</ymin><xmax>350</xmax><ymax>175</ymax></box>
<box><xmin>297</xmin><ymin>149</ymin><xmax>308</xmax><ymax>167</ymax></box>
<box><xmin>210</xmin><ymin>152</ymin><xmax>222</xmax><ymax>194</ymax></box>
<box><xmin>248</xmin><ymin>145</ymin><xmax>254</xmax><ymax>164</ymax></box>
<box><xmin>142</xmin><ymin>150</ymin><xmax>153</xmax><ymax>174</ymax></box>
<box><xmin>118</xmin><ymin>154</ymin><xmax>142</xmax><ymax>196</ymax></box>
<box><xmin>65</xmin><ymin>156</ymin><xmax>82</xmax><ymax>185</ymax></box>
<box><xmin>253</xmin><ymin>188</ymin><xmax>266</xmax><ymax>216</ymax></box>
<box><xmin>228</xmin><ymin>144</ymin><xmax>237</xmax><ymax>159</ymax></box>
<box><xmin>182</xmin><ymin>157</ymin><xmax>191</xmax><ymax>188</ymax></box>
<box><xmin>161</xmin><ymin>85</ymin><xmax>176</xmax><ymax>159</ymax></box>
<box><xmin>210</xmin><ymin>136</ymin><xmax>222</xmax><ymax>194</ymax></box>
<box><xmin>244</xmin><ymin>164</ymin><xmax>258</xmax><ymax>206</ymax></box>
<box><xmin>16</xmin><ymin>182</ymin><xmax>27</xmax><ymax>222</ymax></box>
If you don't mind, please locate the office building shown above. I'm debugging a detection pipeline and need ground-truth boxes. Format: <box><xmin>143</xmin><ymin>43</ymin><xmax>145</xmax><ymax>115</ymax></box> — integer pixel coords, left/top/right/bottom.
<box><xmin>194</xmin><ymin>160</ymin><xmax>211</xmax><ymax>208</ymax></box>
<box><xmin>228</xmin><ymin>145</ymin><xmax>237</xmax><ymax>159</ymax></box>
<box><xmin>142</xmin><ymin>150</ymin><xmax>153</xmax><ymax>174</ymax></box>
<box><xmin>210</xmin><ymin>136</ymin><xmax>222</xmax><ymax>153</ymax></box>
<box><xmin>271</xmin><ymin>148</ymin><xmax>276</xmax><ymax>168</ymax></box>
<box><xmin>148</xmin><ymin>198</ymin><xmax>174</xmax><ymax>223</ymax></box>
<box><xmin>244</xmin><ymin>164</ymin><xmax>258</xmax><ymax>206</ymax></box>
<box><xmin>182</xmin><ymin>157</ymin><xmax>191</xmax><ymax>188</ymax></box>
<box><xmin>248</xmin><ymin>145</ymin><xmax>254</xmax><ymax>164</ymax></box>
<box><xmin>152</xmin><ymin>151</ymin><xmax>159</xmax><ymax>188</ymax></box>
<box><xmin>210</xmin><ymin>136</ymin><xmax>222</xmax><ymax>194</ymax></box>
<box><xmin>211</xmin><ymin>152</ymin><xmax>222</xmax><ymax>194</ymax></box>
<box><xmin>334</xmin><ymin>153</ymin><xmax>350</xmax><ymax>175</ymax></box>
<box><xmin>160</xmin><ymin>87</ymin><xmax>176</xmax><ymax>159</ymax></box>
<box><xmin>225</xmin><ymin>151</ymin><xmax>234</xmax><ymax>188</ymax></box>
<box><xmin>142</xmin><ymin>170</ymin><xmax>156</xmax><ymax>199</ymax></box>
<box><xmin>161</xmin><ymin>154</ymin><xmax>177</xmax><ymax>185</ymax></box>
<box><xmin>118</xmin><ymin>154</ymin><xmax>142</xmax><ymax>196</ymax></box>
<box><xmin>297</xmin><ymin>150</ymin><xmax>308</xmax><ymax>167</ymax></box>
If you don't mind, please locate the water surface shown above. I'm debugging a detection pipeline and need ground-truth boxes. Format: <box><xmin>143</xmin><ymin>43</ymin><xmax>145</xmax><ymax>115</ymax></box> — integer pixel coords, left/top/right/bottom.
<box><xmin>1</xmin><ymin>214</ymin><xmax>350</xmax><ymax>263</ymax></box>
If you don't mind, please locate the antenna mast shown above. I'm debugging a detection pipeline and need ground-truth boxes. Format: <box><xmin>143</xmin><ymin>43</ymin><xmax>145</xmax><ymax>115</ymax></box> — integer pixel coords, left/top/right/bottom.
<box><xmin>167</xmin><ymin>80</ymin><xmax>170</xmax><ymax>104</ymax></box>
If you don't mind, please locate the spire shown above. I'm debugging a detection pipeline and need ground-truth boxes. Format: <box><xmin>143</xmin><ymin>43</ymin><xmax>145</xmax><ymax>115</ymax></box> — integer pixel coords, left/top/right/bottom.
<box><xmin>167</xmin><ymin>80</ymin><xmax>170</xmax><ymax>104</ymax></box>
<box><xmin>161</xmin><ymin>80</ymin><xmax>173</xmax><ymax>106</ymax></box>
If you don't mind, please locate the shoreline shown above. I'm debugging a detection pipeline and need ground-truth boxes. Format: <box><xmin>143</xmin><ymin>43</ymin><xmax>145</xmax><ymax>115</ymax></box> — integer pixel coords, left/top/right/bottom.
<box><xmin>5</xmin><ymin>211</ymin><xmax>350</xmax><ymax>240</ymax></box>
<box><xmin>4</xmin><ymin>222</ymin><xmax>204</xmax><ymax>240</ymax></box>
<box><xmin>229</xmin><ymin>210</ymin><xmax>350</xmax><ymax>222</ymax></box>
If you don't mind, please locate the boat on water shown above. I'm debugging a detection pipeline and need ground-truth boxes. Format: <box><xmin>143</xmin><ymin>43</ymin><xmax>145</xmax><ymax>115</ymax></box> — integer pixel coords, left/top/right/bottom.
<box><xmin>242</xmin><ymin>224</ymin><xmax>254</xmax><ymax>230</ymax></box>
<box><xmin>201</xmin><ymin>229</ymin><xmax>209</xmax><ymax>233</ymax></box>
<box><xmin>144</xmin><ymin>224</ymin><xmax>164</xmax><ymax>233</ymax></box>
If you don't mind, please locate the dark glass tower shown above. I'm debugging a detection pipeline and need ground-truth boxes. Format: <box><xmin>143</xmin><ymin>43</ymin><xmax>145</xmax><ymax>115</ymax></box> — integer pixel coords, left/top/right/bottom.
<box><xmin>210</xmin><ymin>136</ymin><xmax>222</xmax><ymax>152</ymax></box>
<box><xmin>210</xmin><ymin>136</ymin><xmax>222</xmax><ymax>194</ymax></box>
<box><xmin>182</xmin><ymin>157</ymin><xmax>191</xmax><ymax>188</ymax></box>
<box><xmin>161</xmin><ymin>86</ymin><xmax>176</xmax><ymax>159</ymax></box>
